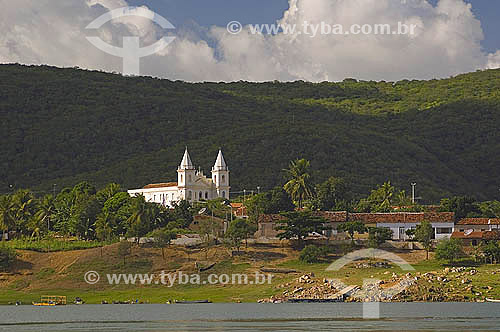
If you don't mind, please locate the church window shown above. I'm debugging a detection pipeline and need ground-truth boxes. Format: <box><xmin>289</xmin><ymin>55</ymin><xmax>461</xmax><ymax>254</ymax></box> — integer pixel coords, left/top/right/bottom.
<box><xmin>199</xmin><ymin>191</ymin><xmax>203</xmax><ymax>199</ymax></box>
<box><xmin>188</xmin><ymin>175</ymin><xmax>192</xmax><ymax>183</ymax></box>
<box><xmin>222</xmin><ymin>175</ymin><xmax>225</xmax><ymax>184</ymax></box>
<box><xmin>205</xmin><ymin>192</ymin><xmax>208</xmax><ymax>199</ymax></box>
<box><xmin>222</xmin><ymin>191</ymin><xmax>226</xmax><ymax>198</ymax></box>
<box><xmin>214</xmin><ymin>175</ymin><xmax>217</xmax><ymax>183</ymax></box>
<box><xmin>188</xmin><ymin>191</ymin><xmax>192</xmax><ymax>199</ymax></box>
<box><xmin>181</xmin><ymin>174</ymin><xmax>183</xmax><ymax>183</ymax></box>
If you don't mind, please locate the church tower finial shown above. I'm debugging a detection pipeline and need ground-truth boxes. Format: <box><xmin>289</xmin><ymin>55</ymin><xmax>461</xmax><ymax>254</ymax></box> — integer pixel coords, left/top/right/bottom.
<box><xmin>179</xmin><ymin>147</ymin><xmax>194</xmax><ymax>170</ymax></box>
<box><xmin>213</xmin><ymin>149</ymin><xmax>228</xmax><ymax>171</ymax></box>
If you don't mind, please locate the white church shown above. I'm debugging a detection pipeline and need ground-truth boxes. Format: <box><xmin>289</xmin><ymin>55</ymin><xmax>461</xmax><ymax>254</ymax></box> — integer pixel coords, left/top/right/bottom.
<box><xmin>127</xmin><ymin>148</ymin><xmax>230</xmax><ymax>207</ymax></box>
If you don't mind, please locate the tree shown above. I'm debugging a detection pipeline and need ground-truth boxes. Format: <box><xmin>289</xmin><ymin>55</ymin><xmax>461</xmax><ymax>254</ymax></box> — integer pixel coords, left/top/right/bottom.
<box><xmin>299</xmin><ymin>245</ymin><xmax>328</xmax><ymax>263</ymax></box>
<box><xmin>245</xmin><ymin>193</ymin><xmax>266</xmax><ymax>224</ymax></box>
<box><xmin>96</xmin><ymin>183</ymin><xmax>122</xmax><ymax>205</ymax></box>
<box><xmin>265</xmin><ymin>186</ymin><xmax>295</xmax><ymax>214</ymax></box>
<box><xmin>439</xmin><ymin>196</ymin><xmax>480</xmax><ymax>220</ymax></box>
<box><xmin>117</xmin><ymin>240</ymin><xmax>132</xmax><ymax>265</ymax></box>
<box><xmin>314</xmin><ymin>177</ymin><xmax>350</xmax><ymax>211</ymax></box>
<box><xmin>413</xmin><ymin>220</ymin><xmax>434</xmax><ymax>260</ymax></box>
<box><xmin>225</xmin><ymin>218</ymin><xmax>257</xmax><ymax>252</ymax></box>
<box><xmin>356</xmin><ymin>182</ymin><xmax>395</xmax><ymax>213</ymax></box>
<box><xmin>338</xmin><ymin>221</ymin><xmax>367</xmax><ymax>244</ymax></box>
<box><xmin>198</xmin><ymin>218</ymin><xmax>222</xmax><ymax>259</ymax></box>
<box><xmin>482</xmin><ymin>241</ymin><xmax>500</xmax><ymax>264</ymax></box>
<box><xmin>393</xmin><ymin>190</ymin><xmax>412</xmax><ymax>206</ymax></box>
<box><xmin>11</xmin><ymin>189</ymin><xmax>37</xmax><ymax>235</ymax></box>
<box><xmin>101</xmin><ymin>191</ymin><xmax>134</xmax><ymax>236</ymax></box>
<box><xmin>435</xmin><ymin>238</ymin><xmax>464</xmax><ymax>263</ymax></box>
<box><xmin>0</xmin><ymin>195</ymin><xmax>15</xmax><ymax>241</ymax></box>
<box><xmin>368</xmin><ymin>227</ymin><xmax>393</xmax><ymax>248</ymax></box>
<box><xmin>276</xmin><ymin>211</ymin><xmax>327</xmax><ymax>248</ymax></box>
<box><xmin>70</xmin><ymin>195</ymin><xmax>101</xmax><ymax>240</ymax></box>
<box><xmin>479</xmin><ymin>201</ymin><xmax>500</xmax><ymax>218</ymax></box>
<box><xmin>126</xmin><ymin>195</ymin><xmax>153</xmax><ymax>243</ymax></box>
<box><xmin>151</xmin><ymin>229</ymin><xmax>177</xmax><ymax>260</ymax></box>
<box><xmin>95</xmin><ymin>211</ymin><xmax>115</xmax><ymax>242</ymax></box>
<box><xmin>172</xmin><ymin>200</ymin><xmax>193</xmax><ymax>228</ymax></box>
<box><xmin>34</xmin><ymin>194</ymin><xmax>56</xmax><ymax>235</ymax></box>
<box><xmin>283</xmin><ymin>159</ymin><xmax>313</xmax><ymax>209</ymax></box>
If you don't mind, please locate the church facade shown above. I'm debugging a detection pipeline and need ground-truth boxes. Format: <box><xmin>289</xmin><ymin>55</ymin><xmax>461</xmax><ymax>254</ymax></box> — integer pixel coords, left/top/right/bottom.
<box><xmin>127</xmin><ymin>148</ymin><xmax>230</xmax><ymax>207</ymax></box>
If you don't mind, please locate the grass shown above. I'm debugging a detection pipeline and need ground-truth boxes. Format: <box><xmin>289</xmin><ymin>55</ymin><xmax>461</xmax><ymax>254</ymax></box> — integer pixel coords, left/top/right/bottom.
<box><xmin>1</xmin><ymin>244</ymin><xmax>499</xmax><ymax>305</ymax></box>
<box><xmin>4</xmin><ymin>238</ymin><xmax>113</xmax><ymax>252</ymax></box>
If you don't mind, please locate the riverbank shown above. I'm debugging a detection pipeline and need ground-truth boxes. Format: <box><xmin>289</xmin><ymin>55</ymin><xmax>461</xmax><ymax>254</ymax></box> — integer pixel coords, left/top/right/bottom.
<box><xmin>1</xmin><ymin>243</ymin><xmax>499</xmax><ymax>304</ymax></box>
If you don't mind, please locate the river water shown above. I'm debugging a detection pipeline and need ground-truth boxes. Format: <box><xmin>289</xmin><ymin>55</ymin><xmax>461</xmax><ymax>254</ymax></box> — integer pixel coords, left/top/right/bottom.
<box><xmin>0</xmin><ymin>303</ymin><xmax>499</xmax><ymax>331</ymax></box>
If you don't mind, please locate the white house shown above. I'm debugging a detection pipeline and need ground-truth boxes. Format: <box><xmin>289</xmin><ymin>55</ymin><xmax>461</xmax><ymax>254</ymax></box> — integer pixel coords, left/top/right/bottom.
<box><xmin>128</xmin><ymin>148</ymin><xmax>230</xmax><ymax>206</ymax></box>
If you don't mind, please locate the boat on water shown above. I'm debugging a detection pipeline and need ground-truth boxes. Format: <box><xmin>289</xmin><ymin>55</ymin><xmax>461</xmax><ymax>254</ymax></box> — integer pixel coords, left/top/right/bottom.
<box><xmin>486</xmin><ymin>298</ymin><xmax>500</xmax><ymax>303</ymax></box>
<box><xmin>174</xmin><ymin>300</ymin><xmax>212</xmax><ymax>304</ymax></box>
<box><xmin>74</xmin><ymin>297</ymin><xmax>85</xmax><ymax>305</ymax></box>
<box><xmin>32</xmin><ymin>296</ymin><xmax>67</xmax><ymax>306</ymax></box>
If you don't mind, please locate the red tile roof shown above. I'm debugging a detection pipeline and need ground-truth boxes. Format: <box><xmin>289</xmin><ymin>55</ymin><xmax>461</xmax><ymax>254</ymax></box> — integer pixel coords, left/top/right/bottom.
<box><xmin>258</xmin><ymin>211</ymin><xmax>454</xmax><ymax>224</ymax></box>
<box><xmin>316</xmin><ymin>211</ymin><xmax>347</xmax><ymax>222</ymax></box>
<box><xmin>230</xmin><ymin>203</ymin><xmax>243</xmax><ymax>208</ymax></box>
<box><xmin>451</xmin><ymin>230</ymin><xmax>500</xmax><ymax>240</ymax></box>
<box><xmin>451</xmin><ymin>231</ymin><xmax>484</xmax><ymax>239</ymax></box>
<box><xmin>456</xmin><ymin>218</ymin><xmax>500</xmax><ymax>225</ymax></box>
<box><xmin>142</xmin><ymin>182</ymin><xmax>178</xmax><ymax>189</ymax></box>
<box><xmin>348</xmin><ymin>212</ymin><xmax>454</xmax><ymax>224</ymax></box>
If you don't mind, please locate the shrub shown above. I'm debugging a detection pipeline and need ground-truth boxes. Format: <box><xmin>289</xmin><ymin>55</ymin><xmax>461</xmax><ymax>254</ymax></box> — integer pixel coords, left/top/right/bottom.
<box><xmin>436</xmin><ymin>238</ymin><xmax>464</xmax><ymax>263</ymax></box>
<box><xmin>299</xmin><ymin>245</ymin><xmax>328</xmax><ymax>263</ymax></box>
<box><xmin>0</xmin><ymin>246</ymin><xmax>17</xmax><ymax>270</ymax></box>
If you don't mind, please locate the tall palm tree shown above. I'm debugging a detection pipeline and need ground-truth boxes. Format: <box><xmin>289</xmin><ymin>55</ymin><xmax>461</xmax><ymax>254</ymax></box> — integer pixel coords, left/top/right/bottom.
<box><xmin>126</xmin><ymin>195</ymin><xmax>152</xmax><ymax>243</ymax></box>
<box><xmin>12</xmin><ymin>190</ymin><xmax>36</xmax><ymax>235</ymax></box>
<box><xmin>35</xmin><ymin>194</ymin><xmax>56</xmax><ymax>234</ymax></box>
<box><xmin>283</xmin><ymin>159</ymin><xmax>313</xmax><ymax>209</ymax></box>
<box><xmin>96</xmin><ymin>211</ymin><xmax>115</xmax><ymax>242</ymax></box>
<box><xmin>0</xmin><ymin>195</ymin><xmax>15</xmax><ymax>240</ymax></box>
<box><xmin>377</xmin><ymin>181</ymin><xmax>394</xmax><ymax>212</ymax></box>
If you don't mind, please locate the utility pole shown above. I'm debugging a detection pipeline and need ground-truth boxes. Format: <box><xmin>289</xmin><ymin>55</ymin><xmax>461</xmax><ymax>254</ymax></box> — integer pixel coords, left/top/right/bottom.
<box><xmin>257</xmin><ymin>186</ymin><xmax>261</xmax><ymax>194</ymax></box>
<box><xmin>411</xmin><ymin>183</ymin><xmax>417</xmax><ymax>204</ymax></box>
<box><xmin>53</xmin><ymin>184</ymin><xmax>57</xmax><ymax>196</ymax></box>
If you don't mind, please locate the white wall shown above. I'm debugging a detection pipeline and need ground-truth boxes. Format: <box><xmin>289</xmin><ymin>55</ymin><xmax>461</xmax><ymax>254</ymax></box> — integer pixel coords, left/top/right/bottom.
<box><xmin>377</xmin><ymin>222</ymin><xmax>454</xmax><ymax>240</ymax></box>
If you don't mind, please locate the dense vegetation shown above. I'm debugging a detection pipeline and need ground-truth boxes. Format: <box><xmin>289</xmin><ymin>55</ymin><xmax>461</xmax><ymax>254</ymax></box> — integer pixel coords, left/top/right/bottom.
<box><xmin>1</xmin><ymin>65</ymin><xmax>500</xmax><ymax>202</ymax></box>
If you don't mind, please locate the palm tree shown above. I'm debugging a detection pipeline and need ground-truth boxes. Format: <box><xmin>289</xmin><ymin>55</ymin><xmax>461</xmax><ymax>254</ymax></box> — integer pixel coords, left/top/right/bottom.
<box><xmin>377</xmin><ymin>182</ymin><xmax>394</xmax><ymax>212</ymax></box>
<box><xmin>96</xmin><ymin>211</ymin><xmax>115</xmax><ymax>242</ymax></box>
<box><xmin>126</xmin><ymin>195</ymin><xmax>152</xmax><ymax>243</ymax></box>
<box><xmin>12</xmin><ymin>190</ymin><xmax>36</xmax><ymax>235</ymax></box>
<box><xmin>0</xmin><ymin>195</ymin><xmax>15</xmax><ymax>240</ymax></box>
<box><xmin>35</xmin><ymin>194</ymin><xmax>56</xmax><ymax>235</ymax></box>
<box><xmin>283</xmin><ymin>159</ymin><xmax>313</xmax><ymax>209</ymax></box>
<box><xmin>97</xmin><ymin>183</ymin><xmax>121</xmax><ymax>203</ymax></box>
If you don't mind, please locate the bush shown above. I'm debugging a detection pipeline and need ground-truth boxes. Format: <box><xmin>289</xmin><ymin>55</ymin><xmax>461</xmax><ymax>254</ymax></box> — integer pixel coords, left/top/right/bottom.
<box><xmin>0</xmin><ymin>246</ymin><xmax>18</xmax><ymax>270</ymax></box>
<box><xmin>436</xmin><ymin>238</ymin><xmax>464</xmax><ymax>263</ymax></box>
<box><xmin>299</xmin><ymin>245</ymin><xmax>328</xmax><ymax>263</ymax></box>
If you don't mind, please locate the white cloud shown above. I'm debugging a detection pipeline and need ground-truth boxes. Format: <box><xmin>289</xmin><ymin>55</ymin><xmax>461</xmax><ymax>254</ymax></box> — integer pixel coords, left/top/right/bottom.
<box><xmin>487</xmin><ymin>51</ymin><xmax>500</xmax><ymax>69</ymax></box>
<box><xmin>0</xmin><ymin>0</ymin><xmax>498</xmax><ymax>81</ymax></box>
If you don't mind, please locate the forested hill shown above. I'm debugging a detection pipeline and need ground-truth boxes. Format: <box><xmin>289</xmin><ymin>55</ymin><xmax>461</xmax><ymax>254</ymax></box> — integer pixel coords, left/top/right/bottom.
<box><xmin>1</xmin><ymin>64</ymin><xmax>499</xmax><ymax>202</ymax></box>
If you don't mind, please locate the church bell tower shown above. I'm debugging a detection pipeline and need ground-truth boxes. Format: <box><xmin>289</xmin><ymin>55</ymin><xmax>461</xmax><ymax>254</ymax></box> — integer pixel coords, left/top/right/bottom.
<box><xmin>211</xmin><ymin>149</ymin><xmax>230</xmax><ymax>199</ymax></box>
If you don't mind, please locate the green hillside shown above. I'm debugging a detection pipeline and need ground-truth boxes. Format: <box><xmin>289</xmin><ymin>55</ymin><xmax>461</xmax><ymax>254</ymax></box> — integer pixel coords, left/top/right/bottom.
<box><xmin>1</xmin><ymin>64</ymin><xmax>499</xmax><ymax>202</ymax></box>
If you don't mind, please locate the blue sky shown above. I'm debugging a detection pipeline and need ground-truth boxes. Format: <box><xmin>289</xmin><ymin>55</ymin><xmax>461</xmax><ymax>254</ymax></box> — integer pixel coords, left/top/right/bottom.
<box><xmin>130</xmin><ymin>0</ymin><xmax>499</xmax><ymax>53</ymax></box>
